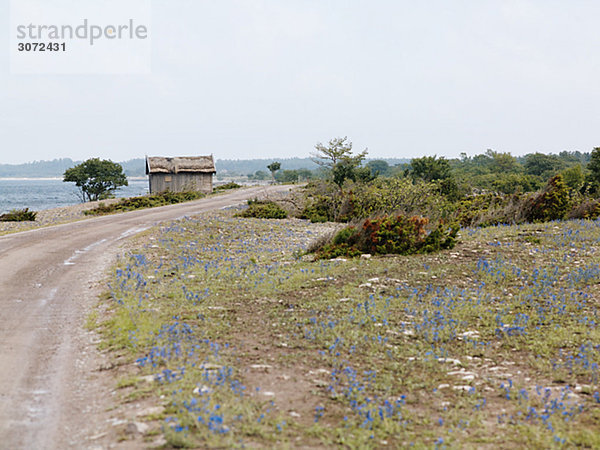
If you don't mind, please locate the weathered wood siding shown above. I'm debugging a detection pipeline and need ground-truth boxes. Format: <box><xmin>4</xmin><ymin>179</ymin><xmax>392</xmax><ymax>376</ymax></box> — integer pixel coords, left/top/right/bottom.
<box><xmin>149</xmin><ymin>173</ymin><xmax>213</xmax><ymax>194</ymax></box>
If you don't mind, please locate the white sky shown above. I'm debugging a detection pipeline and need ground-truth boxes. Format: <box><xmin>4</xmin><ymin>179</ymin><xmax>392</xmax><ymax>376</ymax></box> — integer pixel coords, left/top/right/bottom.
<box><xmin>2</xmin><ymin>0</ymin><xmax>600</xmax><ymax>164</ymax></box>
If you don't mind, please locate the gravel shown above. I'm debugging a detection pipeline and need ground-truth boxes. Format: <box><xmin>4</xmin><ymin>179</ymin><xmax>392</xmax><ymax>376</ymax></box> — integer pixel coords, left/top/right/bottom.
<box><xmin>0</xmin><ymin>199</ymin><xmax>120</xmax><ymax>235</ymax></box>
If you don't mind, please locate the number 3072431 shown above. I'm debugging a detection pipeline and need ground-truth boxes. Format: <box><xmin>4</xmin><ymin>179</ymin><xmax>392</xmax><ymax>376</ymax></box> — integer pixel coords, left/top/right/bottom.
<box><xmin>17</xmin><ymin>42</ymin><xmax>66</xmax><ymax>52</ymax></box>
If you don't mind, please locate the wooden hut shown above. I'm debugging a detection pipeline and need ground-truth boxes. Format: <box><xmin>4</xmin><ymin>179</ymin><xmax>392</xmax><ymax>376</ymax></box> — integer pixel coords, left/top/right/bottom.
<box><xmin>146</xmin><ymin>156</ymin><xmax>216</xmax><ymax>194</ymax></box>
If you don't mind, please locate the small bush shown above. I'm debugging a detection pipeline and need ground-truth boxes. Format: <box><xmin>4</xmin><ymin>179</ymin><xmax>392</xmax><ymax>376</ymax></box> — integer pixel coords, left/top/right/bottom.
<box><xmin>348</xmin><ymin>178</ymin><xmax>454</xmax><ymax>223</ymax></box>
<box><xmin>299</xmin><ymin>178</ymin><xmax>454</xmax><ymax>224</ymax></box>
<box><xmin>300</xmin><ymin>195</ymin><xmax>336</xmax><ymax>223</ymax></box>
<box><xmin>317</xmin><ymin>240</ymin><xmax>362</xmax><ymax>259</ymax></box>
<box><xmin>525</xmin><ymin>175</ymin><xmax>571</xmax><ymax>222</ymax></box>
<box><xmin>215</xmin><ymin>182</ymin><xmax>241</xmax><ymax>191</ymax></box>
<box><xmin>298</xmin><ymin>181</ymin><xmax>341</xmax><ymax>223</ymax></box>
<box><xmin>0</xmin><ymin>208</ymin><xmax>37</xmax><ymax>222</ymax></box>
<box><xmin>84</xmin><ymin>191</ymin><xmax>205</xmax><ymax>215</ymax></box>
<box><xmin>567</xmin><ymin>198</ymin><xmax>600</xmax><ymax>220</ymax></box>
<box><xmin>361</xmin><ymin>216</ymin><xmax>429</xmax><ymax>255</ymax></box>
<box><xmin>236</xmin><ymin>199</ymin><xmax>288</xmax><ymax>219</ymax></box>
<box><xmin>455</xmin><ymin>193</ymin><xmax>529</xmax><ymax>228</ymax></box>
<box><xmin>313</xmin><ymin>214</ymin><xmax>458</xmax><ymax>259</ymax></box>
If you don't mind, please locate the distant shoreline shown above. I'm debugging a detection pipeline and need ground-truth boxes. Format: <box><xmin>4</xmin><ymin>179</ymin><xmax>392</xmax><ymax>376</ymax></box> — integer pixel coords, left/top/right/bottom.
<box><xmin>0</xmin><ymin>178</ymin><xmax>150</xmax><ymax>215</ymax></box>
<box><xmin>0</xmin><ymin>177</ymin><xmax>63</xmax><ymax>181</ymax></box>
<box><xmin>0</xmin><ymin>176</ymin><xmax>148</xmax><ymax>181</ymax></box>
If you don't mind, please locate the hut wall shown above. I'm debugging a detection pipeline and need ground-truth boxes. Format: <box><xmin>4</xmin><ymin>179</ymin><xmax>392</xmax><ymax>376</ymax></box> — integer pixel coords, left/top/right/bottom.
<box><xmin>149</xmin><ymin>173</ymin><xmax>213</xmax><ymax>194</ymax></box>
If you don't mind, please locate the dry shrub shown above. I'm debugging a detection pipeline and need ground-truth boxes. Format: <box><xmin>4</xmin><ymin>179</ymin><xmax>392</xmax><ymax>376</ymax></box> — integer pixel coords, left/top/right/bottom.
<box><xmin>313</xmin><ymin>214</ymin><xmax>458</xmax><ymax>259</ymax></box>
<box><xmin>0</xmin><ymin>208</ymin><xmax>37</xmax><ymax>222</ymax></box>
<box><xmin>567</xmin><ymin>198</ymin><xmax>600</xmax><ymax>220</ymax></box>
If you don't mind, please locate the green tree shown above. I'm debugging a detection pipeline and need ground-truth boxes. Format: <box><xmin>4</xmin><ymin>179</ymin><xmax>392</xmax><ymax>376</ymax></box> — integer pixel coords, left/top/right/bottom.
<box><xmin>275</xmin><ymin>170</ymin><xmax>299</xmax><ymax>183</ymax></box>
<box><xmin>296</xmin><ymin>168</ymin><xmax>314</xmax><ymax>181</ymax></box>
<box><xmin>524</xmin><ymin>153</ymin><xmax>566</xmax><ymax>178</ymax></box>
<box><xmin>312</xmin><ymin>136</ymin><xmax>367</xmax><ymax>169</ymax></box>
<box><xmin>561</xmin><ymin>164</ymin><xmax>585</xmax><ymax>191</ymax></box>
<box><xmin>406</xmin><ymin>155</ymin><xmax>452</xmax><ymax>182</ymax></box>
<box><xmin>332</xmin><ymin>159</ymin><xmax>360</xmax><ymax>187</ymax></box>
<box><xmin>354</xmin><ymin>166</ymin><xmax>376</xmax><ymax>183</ymax></box>
<box><xmin>63</xmin><ymin>158</ymin><xmax>128</xmax><ymax>202</ymax></box>
<box><xmin>312</xmin><ymin>136</ymin><xmax>368</xmax><ymax>189</ymax></box>
<box><xmin>587</xmin><ymin>147</ymin><xmax>600</xmax><ymax>185</ymax></box>
<box><xmin>488</xmin><ymin>150</ymin><xmax>520</xmax><ymax>174</ymax></box>
<box><xmin>250</xmin><ymin>170</ymin><xmax>269</xmax><ymax>180</ymax></box>
<box><xmin>366</xmin><ymin>160</ymin><xmax>390</xmax><ymax>177</ymax></box>
<box><xmin>406</xmin><ymin>155</ymin><xmax>462</xmax><ymax>199</ymax></box>
<box><xmin>490</xmin><ymin>173</ymin><xmax>540</xmax><ymax>194</ymax></box>
<box><xmin>267</xmin><ymin>161</ymin><xmax>281</xmax><ymax>182</ymax></box>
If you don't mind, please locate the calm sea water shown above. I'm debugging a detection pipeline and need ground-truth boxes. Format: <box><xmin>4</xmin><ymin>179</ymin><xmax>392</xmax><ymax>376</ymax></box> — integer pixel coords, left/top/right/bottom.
<box><xmin>0</xmin><ymin>178</ymin><xmax>149</xmax><ymax>213</ymax></box>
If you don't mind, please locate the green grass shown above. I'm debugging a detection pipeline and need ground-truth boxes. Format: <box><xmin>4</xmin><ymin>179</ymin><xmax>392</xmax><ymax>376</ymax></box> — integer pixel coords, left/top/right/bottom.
<box><xmin>83</xmin><ymin>190</ymin><xmax>207</xmax><ymax>216</ymax></box>
<box><xmin>94</xmin><ymin>212</ymin><xmax>600</xmax><ymax>447</ymax></box>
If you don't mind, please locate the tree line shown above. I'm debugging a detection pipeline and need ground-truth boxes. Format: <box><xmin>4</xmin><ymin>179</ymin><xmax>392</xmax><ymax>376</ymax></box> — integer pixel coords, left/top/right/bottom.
<box><xmin>284</xmin><ymin>137</ymin><xmax>600</xmax><ymax>229</ymax></box>
<box><xmin>265</xmin><ymin>139</ymin><xmax>600</xmax><ymax>197</ymax></box>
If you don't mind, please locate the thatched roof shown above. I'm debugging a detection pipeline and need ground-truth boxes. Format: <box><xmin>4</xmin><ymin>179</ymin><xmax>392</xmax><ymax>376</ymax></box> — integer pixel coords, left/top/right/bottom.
<box><xmin>146</xmin><ymin>156</ymin><xmax>216</xmax><ymax>174</ymax></box>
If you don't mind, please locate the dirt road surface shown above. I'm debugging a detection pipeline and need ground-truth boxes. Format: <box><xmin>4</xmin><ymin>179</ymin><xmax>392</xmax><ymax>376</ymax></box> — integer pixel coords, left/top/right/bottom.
<box><xmin>0</xmin><ymin>186</ymin><xmax>293</xmax><ymax>449</ymax></box>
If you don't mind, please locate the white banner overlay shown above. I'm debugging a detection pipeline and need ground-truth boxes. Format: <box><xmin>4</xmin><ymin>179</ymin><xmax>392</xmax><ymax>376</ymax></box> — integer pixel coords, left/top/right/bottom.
<box><xmin>10</xmin><ymin>0</ymin><xmax>151</xmax><ymax>74</ymax></box>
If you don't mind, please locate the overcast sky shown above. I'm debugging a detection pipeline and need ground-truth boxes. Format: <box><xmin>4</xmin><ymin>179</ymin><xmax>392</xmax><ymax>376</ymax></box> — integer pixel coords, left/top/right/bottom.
<box><xmin>2</xmin><ymin>1</ymin><xmax>600</xmax><ymax>164</ymax></box>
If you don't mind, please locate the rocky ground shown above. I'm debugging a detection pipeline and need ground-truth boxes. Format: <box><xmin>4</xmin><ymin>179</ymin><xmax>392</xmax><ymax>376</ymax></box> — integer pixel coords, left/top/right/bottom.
<box><xmin>97</xmin><ymin>211</ymin><xmax>600</xmax><ymax>448</ymax></box>
<box><xmin>0</xmin><ymin>199</ymin><xmax>120</xmax><ymax>235</ymax></box>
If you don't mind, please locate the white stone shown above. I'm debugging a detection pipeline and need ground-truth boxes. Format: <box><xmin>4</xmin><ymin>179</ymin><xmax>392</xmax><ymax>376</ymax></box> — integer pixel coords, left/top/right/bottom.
<box><xmin>136</xmin><ymin>406</ymin><xmax>165</xmax><ymax>417</ymax></box>
<box><xmin>250</xmin><ymin>364</ymin><xmax>273</xmax><ymax>370</ymax></box>
<box><xmin>134</xmin><ymin>421</ymin><xmax>150</xmax><ymax>434</ymax></box>
<box><xmin>437</xmin><ymin>358</ymin><xmax>462</xmax><ymax>366</ymax></box>
<box><xmin>139</xmin><ymin>375</ymin><xmax>156</xmax><ymax>384</ymax></box>
<box><xmin>202</xmin><ymin>363</ymin><xmax>222</xmax><ymax>370</ymax></box>
<box><xmin>452</xmin><ymin>385</ymin><xmax>473</xmax><ymax>391</ymax></box>
<box><xmin>458</xmin><ymin>331</ymin><xmax>480</xmax><ymax>338</ymax></box>
<box><xmin>193</xmin><ymin>385</ymin><xmax>211</xmax><ymax>395</ymax></box>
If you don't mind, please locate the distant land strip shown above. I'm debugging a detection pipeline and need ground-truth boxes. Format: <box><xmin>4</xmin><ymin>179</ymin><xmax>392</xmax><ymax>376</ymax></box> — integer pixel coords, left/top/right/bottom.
<box><xmin>0</xmin><ymin>157</ymin><xmax>411</xmax><ymax>179</ymax></box>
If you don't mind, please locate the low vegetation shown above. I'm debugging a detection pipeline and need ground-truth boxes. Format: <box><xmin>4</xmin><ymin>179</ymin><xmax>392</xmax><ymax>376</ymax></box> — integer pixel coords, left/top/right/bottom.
<box><xmin>292</xmin><ymin>140</ymin><xmax>600</xmax><ymax>233</ymax></box>
<box><xmin>94</xmin><ymin>210</ymin><xmax>600</xmax><ymax>448</ymax></box>
<box><xmin>235</xmin><ymin>199</ymin><xmax>288</xmax><ymax>219</ymax></box>
<box><xmin>312</xmin><ymin>215</ymin><xmax>458</xmax><ymax>260</ymax></box>
<box><xmin>83</xmin><ymin>191</ymin><xmax>206</xmax><ymax>216</ymax></box>
<box><xmin>244</xmin><ymin>140</ymin><xmax>600</xmax><ymax>239</ymax></box>
<box><xmin>0</xmin><ymin>208</ymin><xmax>37</xmax><ymax>222</ymax></box>
<box><xmin>214</xmin><ymin>182</ymin><xmax>242</xmax><ymax>191</ymax></box>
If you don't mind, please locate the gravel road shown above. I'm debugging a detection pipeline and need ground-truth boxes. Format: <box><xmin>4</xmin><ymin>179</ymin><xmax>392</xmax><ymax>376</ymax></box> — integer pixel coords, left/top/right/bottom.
<box><xmin>0</xmin><ymin>186</ymin><xmax>293</xmax><ymax>449</ymax></box>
